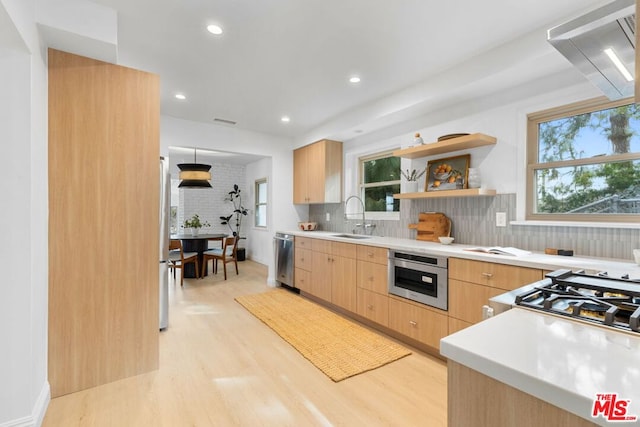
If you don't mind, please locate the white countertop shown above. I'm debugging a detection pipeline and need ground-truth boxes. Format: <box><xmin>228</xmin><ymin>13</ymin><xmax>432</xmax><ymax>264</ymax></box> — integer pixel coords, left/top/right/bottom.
<box><xmin>440</xmin><ymin>308</ymin><xmax>640</xmax><ymax>426</ymax></box>
<box><xmin>284</xmin><ymin>230</ymin><xmax>640</xmax><ymax>279</ymax></box>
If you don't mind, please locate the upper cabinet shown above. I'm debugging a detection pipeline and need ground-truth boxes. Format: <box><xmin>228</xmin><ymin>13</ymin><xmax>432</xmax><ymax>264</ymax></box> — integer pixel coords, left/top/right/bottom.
<box><xmin>392</xmin><ymin>133</ymin><xmax>496</xmax><ymax>159</ymax></box>
<box><xmin>293</xmin><ymin>139</ymin><xmax>343</xmax><ymax>204</ymax></box>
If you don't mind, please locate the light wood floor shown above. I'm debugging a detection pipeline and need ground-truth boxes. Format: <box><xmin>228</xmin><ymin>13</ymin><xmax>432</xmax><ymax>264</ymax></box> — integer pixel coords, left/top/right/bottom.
<box><xmin>43</xmin><ymin>260</ymin><xmax>447</xmax><ymax>426</ymax></box>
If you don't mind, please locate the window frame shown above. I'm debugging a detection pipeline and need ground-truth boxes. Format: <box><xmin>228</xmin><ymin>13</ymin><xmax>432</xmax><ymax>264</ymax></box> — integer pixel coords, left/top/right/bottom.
<box><xmin>254</xmin><ymin>178</ymin><xmax>268</xmax><ymax>228</ymax></box>
<box><xmin>526</xmin><ymin>96</ymin><xmax>640</xmax><ymax>223</ymax></box>
<box><xmin>358</xmin><ymin>150</ymin><xmax>401</xmax><ymax>220</ymax></box>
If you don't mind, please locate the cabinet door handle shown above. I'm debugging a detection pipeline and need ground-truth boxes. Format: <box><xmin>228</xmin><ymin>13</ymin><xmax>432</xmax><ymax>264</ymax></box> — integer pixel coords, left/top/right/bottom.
<box><xmin>367</xmin><ymin>252</ymin><xmax>374</xmax><ymax>258</ymax></box>
<box><xmin>367</xmin><ymin>304</ymin><xmax>374</xmax><ymax>310</ymax></box>
<box><xmin>481</xmin><ymin>272</ymin><xmax>493</xmax><ymax>278</ymax></box>
<box><xmin>409</xmin><ymin>320</ymin><xmax>417</xmax><ymax>327</ymax></box>
<box><xmin>368</xmin><ymin>276</ymin><xmax>374</xmax><ymax>282</ymax></box>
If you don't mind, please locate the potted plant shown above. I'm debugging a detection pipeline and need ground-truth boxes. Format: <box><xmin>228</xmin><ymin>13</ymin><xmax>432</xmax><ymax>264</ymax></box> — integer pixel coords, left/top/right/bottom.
<box><xmin>220</xmin><ymin>184</ymin><xmax>248</xmax><ymax>260</ymax></box>
<box><xmin>182</xmin><ymin>213</ymin><xmax>210</xmax><ymax>236</ymax></box>
<box><xmin>401</xmin><ymin>168</ymin><xmax>426</xmax><ymax>193</ymax></box>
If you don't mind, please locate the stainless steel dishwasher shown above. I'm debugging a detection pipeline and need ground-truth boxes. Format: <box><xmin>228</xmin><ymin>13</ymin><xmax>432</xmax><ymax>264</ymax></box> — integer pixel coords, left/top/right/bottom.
<box><xmin>274</xmin><ymin>232</ymin><xmax>295</xmax><ymax>289</ymax></box>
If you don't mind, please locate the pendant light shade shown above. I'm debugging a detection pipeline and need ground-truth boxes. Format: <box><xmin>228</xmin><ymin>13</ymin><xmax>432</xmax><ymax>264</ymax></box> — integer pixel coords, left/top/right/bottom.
<box><xmin>177</xmin><ymin>149</ymin><xmax>212</xmax><ymax>188</ymax></box>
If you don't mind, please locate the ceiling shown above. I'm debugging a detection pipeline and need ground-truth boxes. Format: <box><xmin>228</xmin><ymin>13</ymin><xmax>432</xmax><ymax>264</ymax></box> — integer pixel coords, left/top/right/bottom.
<box><xmin>88</xmin><ymin>0</ymin><xmax>611</xmax><ymax>144</ymax></box>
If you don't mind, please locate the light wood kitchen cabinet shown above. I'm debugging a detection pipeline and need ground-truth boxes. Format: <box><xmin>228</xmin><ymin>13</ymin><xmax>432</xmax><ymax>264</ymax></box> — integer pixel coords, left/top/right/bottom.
<box><xmin>356</xmin><ymin>245</ymin><xmax>388</xmax><ymax>265</ymax></box>
<box><xmin>355</xmin><ymin>245</ymin><xmax>389</xmax><ymax>325</ymax></box>
<box><xmin>449</xmin><ymin>362</ymin><xmax>597</xmax><ymax>427</ymax></box>
<box><xmin>356</xmin><ymin>260</ymin><xmax>388</xmax><ymax>294</ymax></box>
<box><xmin>448</xmin><ymin>258</ymin><xmax>543</xmax><ymax>331</ymax></box>
<box><xmin>294</xmin><ymin>237</ymin><xmax>313</xmax><ymax>292</ymax></box>
<box><xmin>388</xmin><ymin>297</ymin><xmax>449</xmax><ymax>350</ymax></box>
<box><xmin>293</xmin><ymin>139</ymin><xmax>343</xmax><ymax>204</ymax></box>
<box><xmin>357</xmin><ymin>288</ymin><xmax>389</xmax><ymax>326</ymax></box>
<box><xmin>295</xmin><ymin>236</ymin><xmax>312</xmax><ymax>250</ymax></box>
<box><xmin>449</xmin><ymin>279</ymin><xmax>504</xmax><ymax>325</ymax></box>
<box><xmin>310</xmin><ymin>239</ymin><xmax>357</xmax><ymax>311</ymax></box>
<box><xmin>449</xmin><ymin>258</ymin><xmax>543</xmax><ymax>292</ymax></box>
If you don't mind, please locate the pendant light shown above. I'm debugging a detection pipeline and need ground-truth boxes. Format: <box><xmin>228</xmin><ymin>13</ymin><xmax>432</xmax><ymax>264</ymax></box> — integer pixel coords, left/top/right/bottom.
<box><xmin>177</xmin><ymin>148</ymin><xmax>212</xmax><ymax>188</ymax></box>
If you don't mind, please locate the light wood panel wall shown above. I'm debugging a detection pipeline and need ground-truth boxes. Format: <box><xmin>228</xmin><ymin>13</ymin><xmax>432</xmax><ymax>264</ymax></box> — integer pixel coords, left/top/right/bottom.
<box><xmin>48</xmin><ymin>49</ymin><xmax>160</xmax><ymax>397</ymax></box>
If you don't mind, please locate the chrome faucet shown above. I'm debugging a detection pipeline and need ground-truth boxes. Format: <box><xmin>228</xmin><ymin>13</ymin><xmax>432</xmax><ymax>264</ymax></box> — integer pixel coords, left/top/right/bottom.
<box><xmin>344</xmin><ymin>195</ymin><xmax>375</xmax><ymax>235</ymax></box>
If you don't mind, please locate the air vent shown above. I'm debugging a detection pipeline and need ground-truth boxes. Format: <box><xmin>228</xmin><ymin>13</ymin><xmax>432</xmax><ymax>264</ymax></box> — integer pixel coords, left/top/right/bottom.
<box><xmin>213</xmin><ymin>118</ymin><xmax>237</xmax><ymax>125</ymax></box>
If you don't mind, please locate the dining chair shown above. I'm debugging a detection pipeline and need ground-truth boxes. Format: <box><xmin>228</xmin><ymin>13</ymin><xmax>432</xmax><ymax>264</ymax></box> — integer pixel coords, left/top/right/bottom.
<box><xmin>168</xmin><ymin>239</ymin><xmax>200</xmax><ymax>286</ymax></box>
<box><xmin>201</xmin><ymin>236</ymin><xmax>238</xmax><ymax>280</ymax></box>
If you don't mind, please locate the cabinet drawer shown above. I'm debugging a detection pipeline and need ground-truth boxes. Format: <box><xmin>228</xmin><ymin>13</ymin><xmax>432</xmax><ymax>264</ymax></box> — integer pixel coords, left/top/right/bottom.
<box><xmin>294</xmin><ymin>248</ymin><xmax>312</xmax><ymax>271</ymax></box>
<box><xmin>449</xmin><ymin>258</ymin><xmax>543</xmax><ymax>291</ymax></box>
<box><xmin>356</xmin><ymin>245</ymin><xmax>388</xmax><ymax>265</ymax></box>
<box><xmin>295</xmin><ymin>236</ymin><xmax>312</xmax><ymax>249</ymax></box>
<box><xmin>333</xmin><ymin>242</ymin><xmax>357</xmax><ymax>259</ymax></box>
<box><xmin>357</xmin><ymin>288</ymin><xmax>389</xmax><ymax>326</ymax></box>
<box><xmin>448</xmin><ymin>317</ymin><xmax>473</xmax><ymax>335</ymax></box>
<box><xmin>448</xmin><ymin>279</ymin><xmax>504</xmax><ymax>324</ymax></box>
<box><xmin>294</xmin><ymin>268</ymin><xmax>311</xmax><ymax>293</ymax></box>
<box><xmin>311</xmin><ymin>238</ymin><xmax>332</xmax><ymax>254</ymax></box>
<box><xmin>356</xmin><ymin>260</ymin><xmax>388</xmax><ymax>295</ymax></box>
<box><xmin>388</xmin><ymin>298</ymin><xmax>448</xmax><ymax>350</ymax></box>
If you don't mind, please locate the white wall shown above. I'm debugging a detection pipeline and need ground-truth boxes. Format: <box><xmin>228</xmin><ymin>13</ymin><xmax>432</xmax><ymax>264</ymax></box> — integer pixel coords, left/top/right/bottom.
<box><xmin>161</xmin><ymin>116</ymin><xmax>301</xmax><ymax>283</ymax></box>
<box><xmin>0</xmin><ymin>0</ymin><xmax>50</xmax><ymax>425</ymax></box>
<box><xmin>177</xmin><ymin>163</ymin><xmax>247</xmax><ymax>237</ymax></box>
<box><xmin>341</xmin><ymin>72</ymin><xmax>604</xmax><ymax>223</ymax></box>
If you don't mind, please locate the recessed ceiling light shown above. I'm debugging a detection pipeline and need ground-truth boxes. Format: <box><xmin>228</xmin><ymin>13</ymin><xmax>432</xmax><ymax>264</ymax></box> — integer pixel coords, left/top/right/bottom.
<box><xmin>349</xmin><ymin>76</ymin><xmax>361</xmax><ymax>83</ymax></box>
<box><xmin>207</xmin><ymin>24</ymin><xmax>223</xmax><ymax>35</ymax></box>
<box><xmin>281</xmin><ymin>116</ymin><xmax>290</xmax><ymax>123</ymax></box>
<box><xmin>175</xmin><ymin>93</ymin><xmax>186</xmax><ymax>100</ymax></box>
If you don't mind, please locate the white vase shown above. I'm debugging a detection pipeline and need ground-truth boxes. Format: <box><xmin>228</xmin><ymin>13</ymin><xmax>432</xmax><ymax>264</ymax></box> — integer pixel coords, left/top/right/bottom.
<box><xmin>191</xmin><ymin>227</ymin><xmax>199</xmax><ymax>236</ymax></box>
<box><xmin>405</xmin><ymin>181</ymin><xmax>419</xmax><ymax>193</ymax></box>
<box><xmin>467</xmin><ymin>168</ymin><xmax>481</xmax><ymax>189</ymax></box>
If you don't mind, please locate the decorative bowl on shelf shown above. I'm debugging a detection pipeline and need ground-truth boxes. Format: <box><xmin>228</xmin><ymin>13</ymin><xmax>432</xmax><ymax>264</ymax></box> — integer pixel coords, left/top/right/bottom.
<box><xmin>299</xmin><ymin>222</ymin><xmax>318</xmax><ymax>231</ymax></box>
<box><xmin>433</xmin><ymin>171</ymin><xmax>452</xmax><ymax>181</ymax></box>
<box><xmin>437</xmin><ymin>133</ymin><xmax>470</xmax><ymax>141</ymax></box>
<box><xmin>438</xmin><ymin>236</ymin><xmax>454</xmax><ymax>245</ymax></box>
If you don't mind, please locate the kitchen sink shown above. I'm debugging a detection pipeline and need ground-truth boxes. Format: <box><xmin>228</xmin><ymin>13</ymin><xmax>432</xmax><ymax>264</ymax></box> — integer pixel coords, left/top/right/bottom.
<box><xmin>331</xmin><ymin>233</ymin><xmax>372</xmax><ymax>239</ymax></box>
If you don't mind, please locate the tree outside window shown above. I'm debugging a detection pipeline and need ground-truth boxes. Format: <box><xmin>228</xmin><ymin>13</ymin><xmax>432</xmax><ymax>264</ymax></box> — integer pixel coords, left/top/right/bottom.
<box><xmin>527</xmin><ymin>97</ymin><xmax>640</xmax><ymax>222</ymax></box>
<box><xmin>360</xmin><ymin>152</ymin><xmax>400</xmax><ymax>213</ymax></box>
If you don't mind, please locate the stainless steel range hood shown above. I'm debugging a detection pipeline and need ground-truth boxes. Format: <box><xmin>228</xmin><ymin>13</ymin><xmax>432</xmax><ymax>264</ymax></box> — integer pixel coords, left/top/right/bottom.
<box><xmin>548</xmin><ymin>0</ymin><xmax>635</xmax><ymax>100</ymax></box>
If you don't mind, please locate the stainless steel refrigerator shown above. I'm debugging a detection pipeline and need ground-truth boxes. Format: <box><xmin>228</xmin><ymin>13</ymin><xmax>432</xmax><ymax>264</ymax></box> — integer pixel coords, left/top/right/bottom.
<box><xmin>159</xmin><ymin>157</ymin><xmax>170</xmax><ymax>330</ymax></box>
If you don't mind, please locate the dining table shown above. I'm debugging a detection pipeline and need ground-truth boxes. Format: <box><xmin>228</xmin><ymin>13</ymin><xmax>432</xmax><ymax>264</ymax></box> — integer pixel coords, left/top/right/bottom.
<box><xmin>170</xmin><ymin>233</ymin><xmax>227</xmax><ymax>278</ymax></box>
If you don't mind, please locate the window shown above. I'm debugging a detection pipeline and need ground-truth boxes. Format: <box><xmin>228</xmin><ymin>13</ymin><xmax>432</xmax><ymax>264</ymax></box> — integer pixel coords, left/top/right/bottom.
<box><xmin>360</xmin><ymin>151</ymin><xmax>400</xmax><ymax>214</ymax></box>
<box><xmin>527</xmin><ymin>97</ymin><xmax>640</xmax><ymax>222</ymax></box>
<box><xmin>255</xmin><ymin>178</ymin><xmax>267</xmax><ymax>228</ymax></box>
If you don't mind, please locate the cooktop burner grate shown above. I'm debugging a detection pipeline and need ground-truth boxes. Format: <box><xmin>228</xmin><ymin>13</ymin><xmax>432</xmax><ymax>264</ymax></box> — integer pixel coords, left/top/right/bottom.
<box><xmin>515</xmin><ymin>269</ymin><xmax>640</xmax><ymax>333</ymax></box>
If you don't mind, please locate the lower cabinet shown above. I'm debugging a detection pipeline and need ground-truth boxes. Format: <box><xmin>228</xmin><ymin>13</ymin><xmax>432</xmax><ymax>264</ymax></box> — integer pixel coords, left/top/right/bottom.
<box><xmin>309</xmin><ymin>240</ymin><xmax>357</xmax><ymax>311</ymax></box>
<box><xmin>356</xmin><ymin>288</ymin><xmax>389</xmax><ymax>326</ymax></box>
<box><xmin>388</xmin><ymin>297</ymin><xmax>449</xmax><ymax>350</ymax></box>
<box><xmin>449</xmin><ymin>279</ymin><xmax>504</xmax><ymax>325</ymax></box>
<box><xmin>448</xmin><ymin>258</ymin><xmax>543</xmax><ymax>332</ymax></box>
<box><xmin>294</xmin><ymin>267</ymin><xmax>311</xmax><ymax>293</ymax></box>
<box><xmin>295</xmin><ymin>238</ymin><xmax>546</xmax><ymax>354</ymax></box>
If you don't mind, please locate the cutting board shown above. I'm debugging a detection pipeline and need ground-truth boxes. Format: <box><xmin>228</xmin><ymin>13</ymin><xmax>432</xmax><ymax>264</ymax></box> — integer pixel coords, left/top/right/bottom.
<box><xmin>408</xmin><ymin>212</ymin><xmax>452</xmax><ymax>242</ymax></box>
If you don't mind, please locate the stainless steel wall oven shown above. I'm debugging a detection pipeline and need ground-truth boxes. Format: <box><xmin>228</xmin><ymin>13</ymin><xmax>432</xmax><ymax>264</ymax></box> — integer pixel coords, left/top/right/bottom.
<box><xmin>388</xmin><ymin>250</ymin><xmax>448</xmax><ymax>310</ymax></box>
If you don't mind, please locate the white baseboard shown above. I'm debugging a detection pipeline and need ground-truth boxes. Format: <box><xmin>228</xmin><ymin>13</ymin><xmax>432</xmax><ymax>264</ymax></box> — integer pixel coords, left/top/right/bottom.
<box><xmin>0</xmin><ymin>382</ymin><xmax>50</xmax><ymax>427</ymax></box>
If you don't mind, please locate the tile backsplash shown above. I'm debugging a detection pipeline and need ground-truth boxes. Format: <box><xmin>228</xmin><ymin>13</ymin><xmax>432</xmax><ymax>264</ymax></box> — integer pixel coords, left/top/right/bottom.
<box><xmin>309</xmin><ymin>194</ymin><xmax>640</xmax><ymax>261</ymax></box>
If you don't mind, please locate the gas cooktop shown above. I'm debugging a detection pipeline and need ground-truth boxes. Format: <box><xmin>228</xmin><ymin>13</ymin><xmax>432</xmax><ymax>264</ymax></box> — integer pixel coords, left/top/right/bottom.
<box><xmin>514</xmin><ymin>269</ymin><xmax>640</xmax><ymax>334</ymax></box>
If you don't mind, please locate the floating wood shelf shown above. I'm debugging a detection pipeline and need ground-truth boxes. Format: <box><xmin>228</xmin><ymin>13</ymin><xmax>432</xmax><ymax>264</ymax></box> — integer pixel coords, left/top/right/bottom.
<box><xmin>393</xmin><ymin>188</ymin><xmax>497</xmax><ymax>199</ymax></box>
<box><xmin>393</xmin><ymin>133</ymin><xmax>496</xmax><ymax>159</ymax></box>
